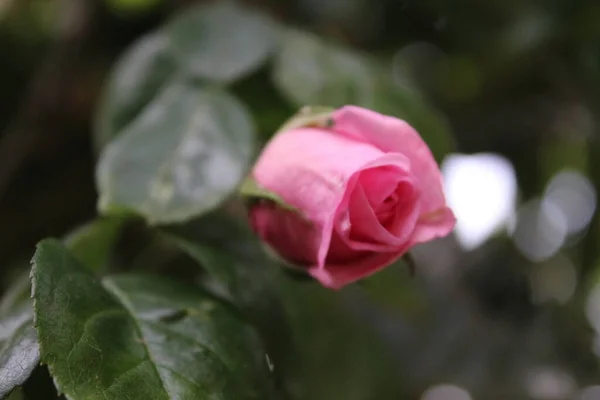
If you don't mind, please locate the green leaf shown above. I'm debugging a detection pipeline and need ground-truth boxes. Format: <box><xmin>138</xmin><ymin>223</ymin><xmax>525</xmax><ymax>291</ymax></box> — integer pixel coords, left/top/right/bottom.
<box><xmin>96</xmin><ymin>82</ymin><xmax>256</xmax><ymax>224</ymax></box>
<box><xmin>0</xmin><ymin>266</ymin><xmax>39</xmax><ymax>399</ymax></box>
<box><xmin>162</xmin><ymin>213</ymin><xmax>292</xmax><ymax>370</ymax></box>
<box><xmin>0</xmin><ymin>300</ymin><xmax>39</xmax><ymax>399</ymax></box>
<box><xmin>166</xmin><ymin>1</ymin><xmax>279</xmax><ymax>83</ymax></box>
<box><xmin>95</xmin><ymin>33</ymin><xmax>176</xmax><ymax>150</ymax></box>
<box><xmin>65</xmin><ymin>217</ymin><xmax>126</xmax><ymax>272</ymax></box>
<box><xmin>273</xmin><ymin>30</ymin><xmax>375</xmax><ymax>107</ymax></box>
<box><xmin>31</xmin><ymin>239</ymin><xmax>275</xmax><ymax>400</ymax></box>
<box><xmin>0</xmin><ymin>218</ymin><xmax>127</xmax><ymax>398</ymax></box>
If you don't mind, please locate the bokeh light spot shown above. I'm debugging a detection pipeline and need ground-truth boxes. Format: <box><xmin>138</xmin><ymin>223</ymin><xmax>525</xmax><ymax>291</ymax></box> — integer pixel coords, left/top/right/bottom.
<box><xmin>442</xmin><ymin>153</ymin><xmax>517</xmax><ymax>250</ymax></box>
<box><xmin>513</xmin><ymin>199</ymin><xmax>567</xmax><ymax>262</ymax></box>
<box><xmin>421</xmin><ymin>384</ymin><xmax>472</xmax><ymax>400</ymax></box>
<box><xmin>526</xmin><ymin>367</ymin><xmax>577</xmax><ymax>400</ymax></box>
<box><xmin>543</xmin><ymin>170</ymin><xmax>596</xmax><ymax>235</ymax></box>
<box><xmin>585</xmin><ymin>286</ymin><xmax>600</xmax><ymax>333</ymax></box>
<box><xmin>579</xmin><ymin>386</ymin><xmax>600</xmax><ymax>400</ymax></box>
<box><xmin>529</xmin><ymin>255</ymin><xmax>577</xmax><ymax>305</ymax></box>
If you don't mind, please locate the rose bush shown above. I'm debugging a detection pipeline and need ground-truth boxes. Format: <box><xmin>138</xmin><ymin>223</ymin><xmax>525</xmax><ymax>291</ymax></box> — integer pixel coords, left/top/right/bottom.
<box><xmin>247</xmin><ymin>106</ymin><xmax>456</xmax><ymax>289</ymax></box>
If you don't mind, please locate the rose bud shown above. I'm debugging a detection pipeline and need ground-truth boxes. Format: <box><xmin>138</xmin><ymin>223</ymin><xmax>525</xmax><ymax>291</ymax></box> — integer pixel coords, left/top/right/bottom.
<box><xmin>241</xmin><ymin>105</ymin><xmax>456</xmax><ymax>289</ymax></box>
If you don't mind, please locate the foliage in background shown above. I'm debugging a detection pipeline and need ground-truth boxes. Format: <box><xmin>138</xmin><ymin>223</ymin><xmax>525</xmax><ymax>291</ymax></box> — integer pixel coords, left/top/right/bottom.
<box><xmin>0</xmin><ymin>0</ymin><xmax>599</xmax><ymax>399</ymax></box>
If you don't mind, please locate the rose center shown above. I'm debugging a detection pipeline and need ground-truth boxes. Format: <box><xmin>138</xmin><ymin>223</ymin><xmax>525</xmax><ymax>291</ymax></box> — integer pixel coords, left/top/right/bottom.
<box><xmin>336</xmin><ymin>167</ymin><xmax>418</xmax><ymax>250</ymax></box>
<box><xmin>375</xmin><ymin>193</ymin><xmax>399</xmax><ymax>226</ymax></box>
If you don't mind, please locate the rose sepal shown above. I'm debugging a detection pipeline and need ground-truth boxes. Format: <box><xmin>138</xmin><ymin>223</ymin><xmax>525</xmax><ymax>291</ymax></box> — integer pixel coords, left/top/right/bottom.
<box><xmin>275</xmin><ymin>105</ymin><xmax>335</xmax><ymax>134</ymax></box>
<box><xmin>239</xmin><ymin>177</ymin><xmax>299</xmax><ymax>213</ymax></box>
<box><xmin>402</xmin><ymin>252</ymin><xmax>417</xmax><ymax>277</ymax></box>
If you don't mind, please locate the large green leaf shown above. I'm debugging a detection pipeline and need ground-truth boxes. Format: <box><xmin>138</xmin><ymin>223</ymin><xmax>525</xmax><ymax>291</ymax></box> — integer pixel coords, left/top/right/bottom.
<box><xmin>273</xmin><ymin>30</ymin><xmax>375</xmax><ymax>107</ymax></box>
<box><xmin>0</xmin><ymin>219</ymin><xmax>126</xmax><ymax>399</ymax></box>
<box><xmin>0</xmin><ymin>299</ymin><xmax>39</xmax><ymax>399</ymax></box>
<box><xmin>0</xmin><ymin>217</ymin><xmax>127</xmax><ymax>398</ymax></box>
<box><xmin>96</xmin><ymin>82</ymin><xmax>255</xmax><ymax>224</ymax></box>
<box><xmin>162</xmin><ymin>213</ymin><xmax>292</xmax><ymax>370</ymax></box>
<box><xmin>166</xmin><ymin>1</ymin><xmax>279</xmax><ymax>83</ymax></box>
<box><xmin>31</xmin><ymin>239</ymin><xmax>275</xmax><ymax>400</ymax></box>
<box><xmin>95</xmin><ymin>33</ymin><xmax>176</xmax><ymax>150</ymax></box>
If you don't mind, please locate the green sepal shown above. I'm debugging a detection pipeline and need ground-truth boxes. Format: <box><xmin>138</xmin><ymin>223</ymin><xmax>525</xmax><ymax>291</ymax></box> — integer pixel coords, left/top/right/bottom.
<box><xmin>403</xmin><ymin>252</ymin><xmax>417</xmax><ymax>277</ymax></box>
<box><xmin>275</xmin><ymin>105</ymin><xmax>336</xmax><ymax>134</ymax></box>
<box><xmin>239</xmin><ymin>177</ymin><xmax>299</xmax><ymax>213</ymax></box>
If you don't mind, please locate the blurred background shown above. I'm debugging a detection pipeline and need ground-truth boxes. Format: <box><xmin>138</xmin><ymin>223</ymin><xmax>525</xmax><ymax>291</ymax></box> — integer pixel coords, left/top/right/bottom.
<box><xmin>2</xmin><ymin>0</ymin><xmax>600</xmax><ymax>399</ymax></box>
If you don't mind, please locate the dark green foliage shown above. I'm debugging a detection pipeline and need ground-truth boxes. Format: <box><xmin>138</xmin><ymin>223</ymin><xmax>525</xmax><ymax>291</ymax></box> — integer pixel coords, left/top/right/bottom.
<box><xmin>0</xmin><ymin>0</ymin><xmax>598</xmax><ymax>399</ymax></box>
<box><xmin>31</xmin><ymin>240</ymin><xmax>274</xmax><ymax>400</ymax></box>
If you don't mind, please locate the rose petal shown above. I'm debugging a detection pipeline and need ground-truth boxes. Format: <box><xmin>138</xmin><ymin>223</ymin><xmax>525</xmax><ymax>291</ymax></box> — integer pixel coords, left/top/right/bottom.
<box><xmin>310</xmin><ymin>246</ymin><xmax>410</xmax><ymax>289</ymax></box>
<box><xmin>346</xmin><ymin>184</ymin><xmax>401</xmax><ymax>248</ymax></box>
<box><xmin>409</xmin><ymin>206</ymin><xmax>457</xmax><ymax>246</ymax></box>
<box><xmin>252</xmin><ymin>127</ymin><xmax>388</xmax><ymax>265</ymax></box>
<box><xmin>359</xmin><ymin>167</ymin><xmax>399</xmax><ymax>208</ymax></box>
<box><xmin>253</xmin><ymin>127</ymin><xmax>386</xmax><ymax>221</ymax></box>
<box><xmin>332</xmin><ymin>105</ymin><xmax>447</xmax><ymax>214</ymax></box>
<box><xmin>249</xmin><ymin>203</ymin><xmax>318</xmax><ymax>265</ymax></box>
<box><xmin>384</xmin><ymin>180</ymin><xmax>421</xmax><ymax>241</ymax></box>
<box><xmin>327</xmin><ymin>153</ymin><xmax>418</xmax><ymax>253</ymax></box>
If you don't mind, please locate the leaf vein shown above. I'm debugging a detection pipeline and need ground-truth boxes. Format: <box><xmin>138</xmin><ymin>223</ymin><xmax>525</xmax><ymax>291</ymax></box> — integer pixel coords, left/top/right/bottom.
<box><xmin>143</xmin><ymin>319</ymin><xmax>236</xmax><ymax>373</ymax></box>
<box><xmin>102</xmin><ymin>279</ymin><xmax>170</xmax><ymax>398</ymax></box>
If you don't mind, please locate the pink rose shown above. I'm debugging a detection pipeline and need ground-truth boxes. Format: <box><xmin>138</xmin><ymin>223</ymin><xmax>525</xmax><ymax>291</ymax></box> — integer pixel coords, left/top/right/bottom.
<box><xmin>247</xmin><ymin>105</ymin><xmax>456</xmax><ymax>289</ymax></box>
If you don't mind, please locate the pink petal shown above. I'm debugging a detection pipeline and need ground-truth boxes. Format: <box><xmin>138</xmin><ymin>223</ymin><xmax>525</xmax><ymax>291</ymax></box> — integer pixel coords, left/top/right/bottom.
<box><xmin>345</xmin><ymin>184</ymin><xmax>401</xmax><ymax>249</ymax></box>
<box><xmin>324</xmin><ymin>153</ymin><xmax>416</xmax><ymax>256</ymax></box>
<box><xmin>359</xmin><ymin>166</ymin><xmax>403</xmax><ymax>208</ymax></box>
<box><xmin>410</xmin><ymin>206</ymin><xmax>457</xmax><ymax>246</ymax></box>
<box><xmin>337</xmin><ymin>169</ymin><xmax>419</xmax><ymax>252</ymax></box>
<box><xmin>383</xmin><ymin>180</ymin><xmax>421</xmax><ymax>242</ymax></box>
<box><xmin>252</xmin><ymin>127</ymin><xmax>388</xmax><ymax>265</ymax></box>
<box><xmin>332</xmin><ymin>106</ymin><xmax>447</xmax><ymax>215</ymax></box>
<box><xmin>310</xmin><ymin>246</ymin><xmax>410</xmax><ymax>289</ymax></box>
<box><xmin>249</xmin><ymin>203</ymin><xmax>318</xmax><ymax>265</ymax></box>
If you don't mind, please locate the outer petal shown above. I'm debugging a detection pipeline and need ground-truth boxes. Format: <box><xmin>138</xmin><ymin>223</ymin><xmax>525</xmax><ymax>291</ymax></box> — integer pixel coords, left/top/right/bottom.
<box><xmin>253</xmin><ymin>127</ymin><xmax>386</xmax><ymax>219</ymax></box>
<box><xmin>251</xmin><ymin>127</ymin><xmax>387</xmax><ymax>264</ymax></box>
<box><xmin>310</xmin><ymin>253</ymin><xmax>405</xmax><ymax>289</ymax></box>
<box><xmin>249</xmin><ymin>203</ymin><xmax>319</xmax><ymax>265</ymax></box>
<box><xmin>332</xmin><ymin>105</ymin><xmax>447</xmax><ymax>214</ymax></box>
<box><xmin>311</xmin><ymin>225</ymin><xmax>411</xmax><ymax>289</ymax></box>
<box><xmin>409</xmin><ymin>206</ymin><xmax>456</xmax><ymax>246</ymax></box>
